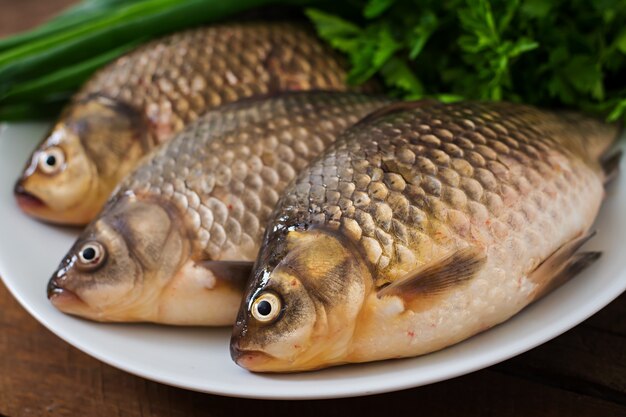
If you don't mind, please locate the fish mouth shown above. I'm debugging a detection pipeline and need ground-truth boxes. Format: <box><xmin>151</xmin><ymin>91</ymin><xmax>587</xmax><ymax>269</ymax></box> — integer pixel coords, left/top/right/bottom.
<box><xmin>47</xmin><ymin>278</ymin><xmax>88</xmax><ymax>315</ymax></box>
<box><xmin>14</xmin><ymin>179</ymin><xmax>92</xmax><ymax>226</ymax></box>
<box><xmin>230</xmin><ymin>341</ymin><xmax>277</xmax><ymax>371</ymax></box>
<box><xmin>14</xmin><ymin>180</ymin><xmax>46</xmax><ymax>211</ymax></box>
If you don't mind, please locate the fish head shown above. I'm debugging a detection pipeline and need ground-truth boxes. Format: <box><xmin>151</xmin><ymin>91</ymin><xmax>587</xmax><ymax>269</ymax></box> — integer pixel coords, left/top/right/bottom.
<box><xmin>15</xmin><ymin>94</ymin><xmax>146</xmax><ymax>225</ymax></box>
<box><xmin>47</xmin><ymin>196</ymin><xmax>187</xmax><ymax>322</ymax></box>
<box><xmin>231</xmin><ymin>228</ymin><xmax>372</xmax><ymax>372</ymax></box>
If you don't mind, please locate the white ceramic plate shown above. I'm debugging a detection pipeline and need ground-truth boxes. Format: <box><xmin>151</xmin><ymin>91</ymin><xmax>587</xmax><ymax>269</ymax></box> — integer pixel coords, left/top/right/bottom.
<box><xmin>1</xmin><ymin>122</ymin><xmax>625</xmax><ymax>399</ymax></box>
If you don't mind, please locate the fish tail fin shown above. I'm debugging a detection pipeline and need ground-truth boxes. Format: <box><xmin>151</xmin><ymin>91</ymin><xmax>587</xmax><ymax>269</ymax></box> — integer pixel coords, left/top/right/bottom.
<box><xmin>558</xmin><ymin>111</ymin><xmax>622</xmax><ymax>162</ymax></box>
<box><xmin>586</xmin><ymin>118</ymin><xmax>622</xmax><ymax>163</ymax></box>
<box><xmin>601</xmin><ymin>149</ymin><xmax>622</xmax><ymax>185</ymax></box>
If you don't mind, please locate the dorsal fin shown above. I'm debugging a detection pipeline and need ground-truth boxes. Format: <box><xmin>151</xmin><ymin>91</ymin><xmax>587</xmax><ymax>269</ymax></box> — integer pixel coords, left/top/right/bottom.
<box><xmin>355</xmin><ymin>99</ymin><xmax>439</xmax><ymax>127</ymax></box>
<box><xmin>377</xmin><ymin>247</ymin><xmax>486</xmax><ymax>301</ymax></box>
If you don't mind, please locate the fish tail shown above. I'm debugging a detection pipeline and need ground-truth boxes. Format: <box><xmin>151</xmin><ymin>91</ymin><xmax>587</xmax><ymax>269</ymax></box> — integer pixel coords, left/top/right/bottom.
<box><xmin>560</xmin><ymin>111</ymin><xmax>623</xmax><ymax>162</ymax></box>
<box><xmin>594</xmin><ymin>118</ymin><xmax>624</xmax><ymax>161</ymax></box>
<box><xmin>590</xmin><ymin>118</ymin><xmax>623</xmax><ymax>183</ymax></box>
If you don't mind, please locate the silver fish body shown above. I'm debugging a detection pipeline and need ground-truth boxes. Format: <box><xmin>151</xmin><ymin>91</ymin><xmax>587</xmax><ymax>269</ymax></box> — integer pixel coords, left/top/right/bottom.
<box><xmin>47</xmin><ymin>92</ymin><xmax>392</xmax><ymax>325</ymax></box>
<box><xmin>231</xmin><ymin>101</ymin><xmax>619</xmax><ymax>372</ymax></box>
<box><xmin>16</xmin><ymin>22</ymin><xmax>375</xmax><ymax>225</ymax></box>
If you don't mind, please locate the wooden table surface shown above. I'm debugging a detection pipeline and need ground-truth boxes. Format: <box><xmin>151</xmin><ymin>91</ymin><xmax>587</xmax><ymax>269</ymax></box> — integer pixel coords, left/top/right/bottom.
<box><xmin>1</xmin><ymin>1</ymin><xmax>625</xmax><ymax>416</ymax></box>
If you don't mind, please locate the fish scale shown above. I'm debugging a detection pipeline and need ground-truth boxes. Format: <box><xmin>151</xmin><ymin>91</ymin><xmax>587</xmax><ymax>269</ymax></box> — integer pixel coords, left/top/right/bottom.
<box><xmin>47</xmin><ymin>92</ymin><xmax>392</xmax><ymax>325</ymax></box>
<box><xmin>232</xmin><ymin>100</ymin><xmax>617</xmax><ymax>370</ymax></box>
<box><xmin>78</xmin><ymin>22</ymin><xmax>364</xmax><ymax>144</ymax></box>
<box><xmin>231</xmin><ymin>100</ymin><xmax>617</xmax><ymax>372</ymax></box>
<box><xmin>18</xmin><ymin>22</ymin><xmax>377</xmax><ymax>226</ymax></box>
<box><xmin>116</xmin><ymin>91</ymin><xmax>392</xmax><ymax>262</ymax></box>
<box><xmin>273</xmin><ymin>102</ymin><xmax>611</xmax><ymax>283</ymax></box>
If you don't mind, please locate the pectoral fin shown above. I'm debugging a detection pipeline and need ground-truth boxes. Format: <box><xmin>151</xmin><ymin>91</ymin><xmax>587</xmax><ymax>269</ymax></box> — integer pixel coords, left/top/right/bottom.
<box><xmin>529</xmin><ymin>231</ymin><xmax>601</xmax><ymax>302</ymax></box>
<box><xmin>199</xmin><ymin>260</ymin><xmax>254</xmax><ymax>291</ymax></box>
<box><xmin>377</xmin><ymin>247</ymin><xmax>486</xmax><ymax>302</ymax></box>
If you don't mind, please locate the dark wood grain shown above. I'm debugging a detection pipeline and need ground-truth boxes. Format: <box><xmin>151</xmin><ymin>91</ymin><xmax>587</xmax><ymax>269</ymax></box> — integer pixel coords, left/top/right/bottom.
<box><xmin>496</xmin><ymin>301</ymin><xmax>626</xmax><ymax>405</ymax></box>
<box><xmin>0</xmin><ymin>0</ymin><xmax>76</xmax><ymax>37</ymax></box>
<box><xmin>2</xmin><ymin>281</ymin><xmax>626</xmax><ymax>417</ymax></box>
<box><xmin>1</xmin><ymin>1</ymin><xmax>625</xmax><ymax>416</ymax></box>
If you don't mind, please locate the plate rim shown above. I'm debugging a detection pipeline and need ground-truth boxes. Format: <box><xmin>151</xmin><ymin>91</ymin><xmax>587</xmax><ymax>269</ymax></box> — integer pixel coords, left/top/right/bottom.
<box><xmin>1</xmin><ymin>122</ymin><xmax>625</xmax><ymax>399</ymax></box>
<box><xmin>3</xmin><ymin>262</ymin><xmax>626</xmax><ymax>399</ymax></box>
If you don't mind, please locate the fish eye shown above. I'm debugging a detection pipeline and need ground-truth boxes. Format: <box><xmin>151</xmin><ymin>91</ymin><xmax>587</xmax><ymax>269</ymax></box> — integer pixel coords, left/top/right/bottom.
<box><xmin>37</xmin><ymin>146</ymin><xmax>65</xmax><ymax>175</ymax></box>
<box><xmin>76</xmin><ymin>242</ymin><xmax>106</xmax><ymax>270</ymax></box>
<box><xmin>251</xmin><ymin>292</ymin><xmax>282</xmax><ymax>323</ymax></box>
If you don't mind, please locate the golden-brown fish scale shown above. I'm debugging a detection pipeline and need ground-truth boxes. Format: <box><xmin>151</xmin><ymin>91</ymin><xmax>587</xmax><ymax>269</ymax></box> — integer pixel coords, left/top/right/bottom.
<box><xmin>76</xmin><ymin>23</ymin><xmax>372</xmax><ymax>145</ymax></box>
<box><xmin>112</xmin><ymin>93</ymin><xmax>390</xmax><ymax>263</ymax></box>
<box><xmin>275</xmin><ymin>102</ymin><xmax>610</xmax><ymax>288</ymax></box>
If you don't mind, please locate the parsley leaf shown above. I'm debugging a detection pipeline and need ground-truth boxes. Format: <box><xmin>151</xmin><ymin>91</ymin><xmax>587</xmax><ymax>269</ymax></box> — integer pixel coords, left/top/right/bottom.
<box><xmin>307</xmin><ymin>0</ymin><xmax>626</xmax><ymax>122</ymax></box>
